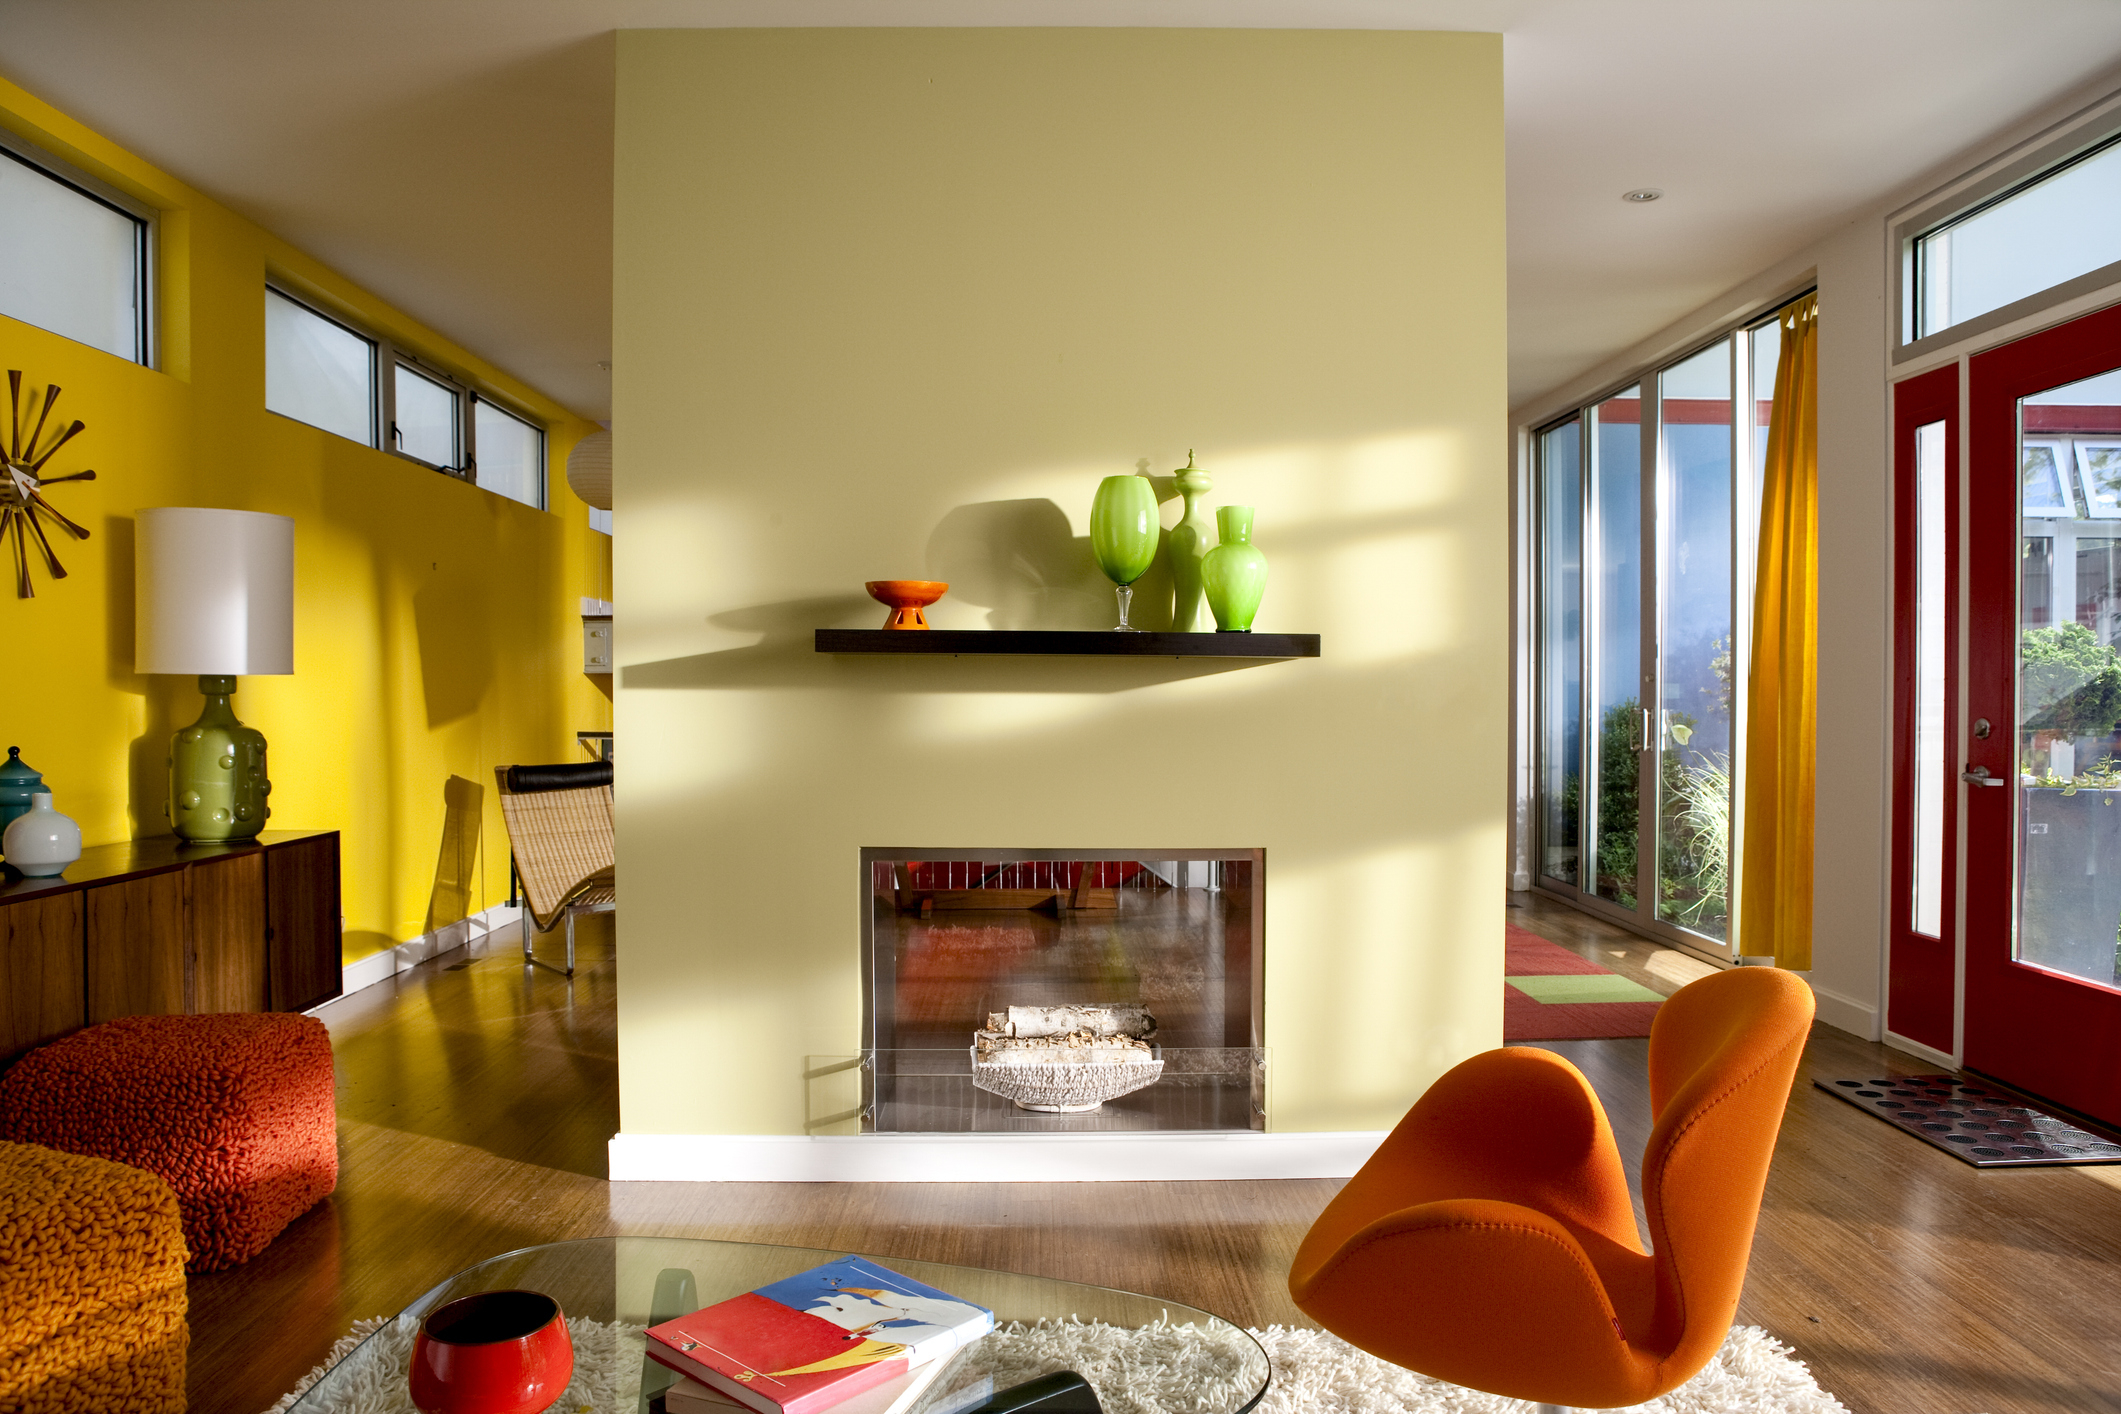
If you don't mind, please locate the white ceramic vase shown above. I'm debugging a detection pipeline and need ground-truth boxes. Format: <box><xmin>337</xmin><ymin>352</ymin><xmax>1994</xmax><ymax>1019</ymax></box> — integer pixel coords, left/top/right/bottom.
<box><xmin>2</xmin><ymin>792</ymin><xmax>81</xmax><ymax>877</ymax></box>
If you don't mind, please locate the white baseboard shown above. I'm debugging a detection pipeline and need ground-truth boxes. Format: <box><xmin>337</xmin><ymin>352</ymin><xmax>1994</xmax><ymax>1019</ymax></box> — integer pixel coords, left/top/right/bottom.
<box><xmin>338</xmin><ymin>947</ymin><xmax>398</xmax><ymax>996</ymax></box>
<box><xmin>1808</xmin><ymin>983</ymin><xmax>1880</xmax><ymax>1042</ymax></box>
<box><xmin>336</xmin><ymin>902</ymin><xmax>526</xmax><ymax>999</ymax></box>
<box><xmin>1882</xmin><ymin>1030</ymin><xmax>1958</xmax><ymax>1069</ymax></box>
<box><xmin>607</xmin><ymin>1130</ymin><xmax>1386</xmax><ymax>1183</ymax></box>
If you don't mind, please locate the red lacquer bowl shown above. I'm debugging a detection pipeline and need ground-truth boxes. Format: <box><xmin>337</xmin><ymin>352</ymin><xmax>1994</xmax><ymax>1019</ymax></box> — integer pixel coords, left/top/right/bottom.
<box><xmin>865</xmin><ymin>579</ymin><xmax>949</xmax><ymax>630</ymax></box>
<box><xmin>409</xmin><ymin>1290</ymin><xmax>574</xmax><ymax>1414</ymax></box>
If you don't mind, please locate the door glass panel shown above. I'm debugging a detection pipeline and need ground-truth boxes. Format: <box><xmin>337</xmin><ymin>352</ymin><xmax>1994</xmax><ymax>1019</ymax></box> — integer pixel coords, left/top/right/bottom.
<box><xmin>2017</xmin><ymin>366</ymin><xmax>2121</xmax><ymax>986</ymax></box>
<box><xmin>1590</xmin><ymin>388</ymin><xmax>1642</xmax><ymax>908</ymax></box>
<box><xmin>1537</xmin><ymin>419</ymin><xmax>1583</xmax><ymax>887</ymax></box>
<box><xmin>1655</xmin><ymin>346</ymin><xmax>1734</xmax><ymax>941</ymax></box>
<box><xmin>1913</xmin><ymin>420</ymin><xmax>1946</xmax><ymax>938</ymax></box>
<box><xmin>2079</xmin><ymin>536</ymin><xmax>2121</xmax><ymax>644</ymax></box>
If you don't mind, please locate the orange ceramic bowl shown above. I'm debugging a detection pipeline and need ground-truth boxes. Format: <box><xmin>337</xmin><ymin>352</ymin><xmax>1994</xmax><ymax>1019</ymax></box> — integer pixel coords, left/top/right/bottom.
<box><xmin>865</xmin><ymin>580</ymin><xmax>949</xmax><ymax>630</ymax></box>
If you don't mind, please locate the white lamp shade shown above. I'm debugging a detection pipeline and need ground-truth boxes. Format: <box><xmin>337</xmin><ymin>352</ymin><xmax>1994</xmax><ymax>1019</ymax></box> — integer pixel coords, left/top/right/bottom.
<box><xmin>136</xmin><ymin>508</ymin><xmax>295</xmax><ymax>675</ymax></box>
<box><xmin>566</xmin><ymin>429</ymin><xmax>612</xmax><ymax>511</ymax></box>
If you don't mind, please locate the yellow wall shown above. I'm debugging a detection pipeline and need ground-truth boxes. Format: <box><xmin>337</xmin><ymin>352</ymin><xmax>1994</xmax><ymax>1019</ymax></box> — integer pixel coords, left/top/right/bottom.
<box><xmin>0</xmin><ymin>77</ymin><xmax>611</xmax><ymax>965</ymax></box>
<box><xmin>613</xmin><ymin>29</ymin><xmax>1506</xmax><ymax>1136</ymax></box>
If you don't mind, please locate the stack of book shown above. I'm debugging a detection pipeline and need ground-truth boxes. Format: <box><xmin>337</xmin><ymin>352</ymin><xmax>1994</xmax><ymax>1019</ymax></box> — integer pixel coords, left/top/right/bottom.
<box><xmin>646</xmin><ymin>1256</ymin><xmax>996</xmax><ymax>1414</ymax></box>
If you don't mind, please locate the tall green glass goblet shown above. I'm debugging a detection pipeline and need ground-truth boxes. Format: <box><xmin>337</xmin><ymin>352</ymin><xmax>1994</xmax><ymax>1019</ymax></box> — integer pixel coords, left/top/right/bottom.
<box><xmin>1089</xmin><ymin>474</ymin><xmax>1160</xmax><ymax>632</ymax></box>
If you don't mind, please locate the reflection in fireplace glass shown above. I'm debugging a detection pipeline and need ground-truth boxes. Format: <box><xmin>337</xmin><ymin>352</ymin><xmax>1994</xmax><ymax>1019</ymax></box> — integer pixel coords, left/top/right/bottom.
<box><xmin>861</xmin><ymin>851</ymin><xmax>1264</xmax><ymax>1134</ymax></box>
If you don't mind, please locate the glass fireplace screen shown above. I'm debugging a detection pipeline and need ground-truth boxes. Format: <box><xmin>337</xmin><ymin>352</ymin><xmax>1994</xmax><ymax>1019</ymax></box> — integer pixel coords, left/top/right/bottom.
<box><xmin>856</xmin><ymin>850</ymin><xmax>1264</xmax><ymax>1134</ymax></box>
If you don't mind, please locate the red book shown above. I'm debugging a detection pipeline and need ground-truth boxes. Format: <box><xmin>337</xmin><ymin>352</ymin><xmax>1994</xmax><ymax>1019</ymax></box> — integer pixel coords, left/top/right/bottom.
<box><xmin>644</xmin><ymin>1257</ymin><xmax>992</xmax><ymax>1414</ymax></box>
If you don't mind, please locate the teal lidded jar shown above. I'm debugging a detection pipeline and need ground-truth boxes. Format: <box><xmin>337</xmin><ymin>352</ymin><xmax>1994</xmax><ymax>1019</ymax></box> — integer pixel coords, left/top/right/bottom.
<box><xmin>0</xmin><ymin>747</ymin><xmax>47</xmax><ymax>834</ymax></box>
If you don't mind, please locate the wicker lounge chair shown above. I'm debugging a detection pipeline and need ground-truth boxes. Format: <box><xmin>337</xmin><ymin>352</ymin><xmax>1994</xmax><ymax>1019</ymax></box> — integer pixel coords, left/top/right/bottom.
<box><xmin>494</xmin><ymin>761</ymin><xmax>614</xmax><ymax>976</ymax></box>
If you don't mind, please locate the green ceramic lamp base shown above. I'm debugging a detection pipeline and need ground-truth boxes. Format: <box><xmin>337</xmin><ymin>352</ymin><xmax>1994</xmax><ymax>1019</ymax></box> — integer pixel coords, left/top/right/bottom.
<box><xmin>169</xmin><ymin>675</ymin><xmax>272</xmax><ymax>842</ymax></box>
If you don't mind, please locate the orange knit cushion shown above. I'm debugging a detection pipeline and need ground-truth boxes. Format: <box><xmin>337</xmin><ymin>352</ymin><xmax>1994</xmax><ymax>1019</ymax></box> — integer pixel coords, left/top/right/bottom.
<box><xmin>0</xmin><ymin>1013</ymin><xmax>338</xmax><ymax>1273</ymax></box>
<box><xmin>0</xmin><ymin>1139</ymin><xmax>188</xmax><ymax>1413</ymax></box>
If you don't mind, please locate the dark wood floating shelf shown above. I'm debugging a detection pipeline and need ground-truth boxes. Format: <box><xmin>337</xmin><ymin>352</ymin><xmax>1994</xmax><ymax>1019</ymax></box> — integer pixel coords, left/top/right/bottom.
<box><xmin>816</xmin><ymin>629</ymin><xmax>1321</xmax><ymax>658</ymax></box>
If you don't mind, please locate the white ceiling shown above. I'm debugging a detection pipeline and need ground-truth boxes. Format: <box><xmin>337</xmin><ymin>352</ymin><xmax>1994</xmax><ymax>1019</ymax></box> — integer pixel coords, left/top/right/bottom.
<box><xmin>6</xmin><ymin>1</ymin><xmax>2121</xmax><ymax>420</ymax></box>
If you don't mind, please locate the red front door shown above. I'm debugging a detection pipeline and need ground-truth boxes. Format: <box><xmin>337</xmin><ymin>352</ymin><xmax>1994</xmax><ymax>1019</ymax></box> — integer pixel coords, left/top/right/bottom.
<box><xmin>1964</xmin><ymin>301</ymin><xmax>2121</xmax><ymax>1123</ymax></box>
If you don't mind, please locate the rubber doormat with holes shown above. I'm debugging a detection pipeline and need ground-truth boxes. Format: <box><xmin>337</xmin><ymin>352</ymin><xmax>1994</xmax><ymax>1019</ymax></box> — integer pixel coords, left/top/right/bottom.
<box><xmin>1817</xmin><ymin>1074</ymin><xmax>2121</xmax><ymax>1166</ymax></box>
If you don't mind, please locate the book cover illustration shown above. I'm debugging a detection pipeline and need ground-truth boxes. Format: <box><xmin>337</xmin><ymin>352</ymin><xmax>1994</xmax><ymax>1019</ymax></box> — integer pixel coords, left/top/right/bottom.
<box><xmin>646</xmin><ymin>1256</ymin><xmax>995</xmax><ymax>1414</ymax></box>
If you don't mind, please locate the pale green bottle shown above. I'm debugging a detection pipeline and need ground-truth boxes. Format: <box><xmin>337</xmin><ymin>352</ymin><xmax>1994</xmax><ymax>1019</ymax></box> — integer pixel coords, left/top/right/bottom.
<box><xmin>1167</xmin><ymin>451</ymin><xmax>1214</xmax><ymax>632</ymax></box>
<box><xmin>1202</xmin><ymin>506</ymin><xmax>1269</xmax><ymax>631</ymax></box>
<box><xmin>169</xmin><ymin>675</ymin><xmax>272</xmax><ymax>842</ymax></box>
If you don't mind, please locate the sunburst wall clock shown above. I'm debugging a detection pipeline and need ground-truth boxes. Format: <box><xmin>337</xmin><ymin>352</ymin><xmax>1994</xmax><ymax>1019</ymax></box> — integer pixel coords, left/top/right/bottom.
<box><xmin>1</xmin><ymin>370</ymin><xmax>95</xmax><ymax>598</ymax></box>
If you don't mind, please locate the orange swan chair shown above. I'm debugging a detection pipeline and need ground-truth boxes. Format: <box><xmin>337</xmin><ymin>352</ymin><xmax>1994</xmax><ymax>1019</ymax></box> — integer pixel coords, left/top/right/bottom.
<box><xmin>1288</xmin><ymin>966</ymin><xmax>1813</xmax><ymax>1412</ymax></box>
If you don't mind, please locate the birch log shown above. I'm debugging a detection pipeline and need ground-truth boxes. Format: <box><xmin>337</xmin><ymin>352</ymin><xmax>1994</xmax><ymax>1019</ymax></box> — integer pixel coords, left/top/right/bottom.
<box><xmin>1004</xmin><ymin>1004</ymin><xmax>1155</xmax><ymax>1038</ymax></box>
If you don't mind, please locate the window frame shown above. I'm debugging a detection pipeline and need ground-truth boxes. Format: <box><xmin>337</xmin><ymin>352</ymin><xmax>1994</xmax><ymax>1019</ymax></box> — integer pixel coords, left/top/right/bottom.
<box><xmin>470</xmin><ymin>395</ymin><xmax>549</xmax><ymax>512</ymax></box>
<box><xmin>0</xmin><ymin>127</ymin><xmax>156</xmax><ymax>368</ymax></box>
<box><xmin>266</xmin><ymin>284</ymin><xmax>380</xmax><ymax>449</ymax></box>
<box><xmin>390</xmin><ymin>354</ymin><xmax>468</xmax><ymax>476</ymax></box>
<box><xmin>1896</xmin><ymin>91</ymin><xmax>2121</xmax><ymax>362</ymax></box>
<box><xmin>264</xmin><ymin>280</ymin><xmax>546</xmax><ymax>509</ymax></box>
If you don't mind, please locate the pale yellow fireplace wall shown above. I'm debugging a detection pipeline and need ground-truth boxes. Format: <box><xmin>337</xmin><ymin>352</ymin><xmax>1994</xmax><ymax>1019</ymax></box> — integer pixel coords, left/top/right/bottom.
<box><xmin>612</xmin><ymin>28</ymin><xmax>1505</xmax><ymax>1135</ymax></box>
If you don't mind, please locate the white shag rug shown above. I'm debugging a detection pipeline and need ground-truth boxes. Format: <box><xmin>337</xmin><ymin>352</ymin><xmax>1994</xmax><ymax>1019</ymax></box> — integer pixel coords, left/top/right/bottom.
<box><xmin>264</xmin><ymin>1316</ymin><xmax>1849</xmax><ymax>1414</ymax></box>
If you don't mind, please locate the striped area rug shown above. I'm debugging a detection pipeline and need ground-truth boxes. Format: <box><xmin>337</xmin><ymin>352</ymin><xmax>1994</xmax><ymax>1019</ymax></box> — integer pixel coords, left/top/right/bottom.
<box><xmin>1505</xmin><ymin>923</ymin><xmax>1665</xmax><ymax>1041</ymax></box>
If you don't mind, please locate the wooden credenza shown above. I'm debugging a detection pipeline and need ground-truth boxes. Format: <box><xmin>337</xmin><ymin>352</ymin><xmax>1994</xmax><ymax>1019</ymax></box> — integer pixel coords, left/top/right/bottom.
<box><xmin>0</xmin><ymin>830</ymin><xmax>341</xmax><ymax>1064</ymax></box>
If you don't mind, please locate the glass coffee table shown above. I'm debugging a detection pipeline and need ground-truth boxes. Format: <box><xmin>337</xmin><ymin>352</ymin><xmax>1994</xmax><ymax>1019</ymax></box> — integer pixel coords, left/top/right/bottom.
<box><xmin>289</xmin><ymin>1236</ymin><xmax>1271</xmax><ymax>1414</ymax></box>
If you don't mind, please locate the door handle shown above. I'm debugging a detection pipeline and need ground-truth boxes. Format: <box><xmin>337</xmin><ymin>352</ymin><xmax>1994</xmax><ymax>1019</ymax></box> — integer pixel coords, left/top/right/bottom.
<box><xmin>1962</xmin><ymin>765</ymin><xmax>2007</xmax><ymax>787</ymax></box>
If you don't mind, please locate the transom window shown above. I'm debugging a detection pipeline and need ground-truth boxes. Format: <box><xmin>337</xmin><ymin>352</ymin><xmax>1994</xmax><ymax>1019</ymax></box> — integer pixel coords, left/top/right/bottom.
<box><xmin>0</xmin><ymin>133</ymin><xmax>152</xmax><ymax>364</ymax></box>
<box><xmin>263</xmin><ymin>285</ymin><xmax>545</xmax><ymax>510</ymax></box>
<box><xmin>1913</xmin><ymin>135</ymin><xmax>2121</xmax><ymax>342</ymax></box>
<box><xmin>1900</xmin><ymin>99</ymin><xmax>2121</xmax><ymax>353</ymax></box>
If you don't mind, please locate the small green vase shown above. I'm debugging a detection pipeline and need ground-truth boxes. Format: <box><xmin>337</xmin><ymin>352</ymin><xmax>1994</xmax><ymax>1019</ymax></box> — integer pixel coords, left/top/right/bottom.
<box><xmin>169</xmin><ymin>675</ymin><xmax>272</xmax><ymax>842</ymax></box>
<box><xmin>1202</xmin><ymin>505</ymin><xmax>1269</xmax><ymax>631</ymax></box>
<box><xmin>1167</xmin><ymin>451</ymin><xmax>1214</xmax><ymax>632</ymax></box>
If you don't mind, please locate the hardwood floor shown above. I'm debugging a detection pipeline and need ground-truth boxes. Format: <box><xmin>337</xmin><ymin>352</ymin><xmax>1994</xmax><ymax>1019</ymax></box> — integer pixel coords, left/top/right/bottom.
<box><xmin>188</xmin><ymin>900</ymin><xmax>2121</xmax><ymax>1414</ymax></box>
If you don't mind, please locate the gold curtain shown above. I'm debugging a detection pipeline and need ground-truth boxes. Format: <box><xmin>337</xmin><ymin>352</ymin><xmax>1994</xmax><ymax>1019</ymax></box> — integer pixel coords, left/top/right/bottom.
<box><xmin>1740</xmin><ymin>294</ymin><xmax>1819</xmax><ymax>969</ymax></box>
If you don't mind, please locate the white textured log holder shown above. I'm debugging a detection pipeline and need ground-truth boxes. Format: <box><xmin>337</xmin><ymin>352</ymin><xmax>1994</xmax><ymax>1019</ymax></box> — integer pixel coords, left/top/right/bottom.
<box><xmin>971</xmin><ymin>1004</ymin><xmax>1165</xmax><ymax>1113</ymax></box>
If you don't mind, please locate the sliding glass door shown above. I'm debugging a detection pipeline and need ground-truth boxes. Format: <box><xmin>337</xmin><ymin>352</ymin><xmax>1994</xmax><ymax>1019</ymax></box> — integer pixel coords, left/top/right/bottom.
<box><xmin>1536</xmin><ymin>417</ymin><xmax>1583</xmax><ymax>887</ymax></box>
<box><xmin>1655</xmin><ymin>347</ymin><xmax>1735</xmax><ymax>942</ymax></box>
<box><xmin>1590</xmin><ymin>387</ymin><xmax>1644</xmax><ymax>909</ymax></box>
<box><xmin>1532</xmin><ymin>301</ymin><xmax>1799</xmax><ymax>954</ymax></box>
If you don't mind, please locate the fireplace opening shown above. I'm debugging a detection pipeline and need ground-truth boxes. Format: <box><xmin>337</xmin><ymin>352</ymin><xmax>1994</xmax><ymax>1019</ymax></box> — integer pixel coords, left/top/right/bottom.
<box><xmin>861</xmin><ymin>850</ymin><xmax>1264</xmax><ymax>1133</ymax></box>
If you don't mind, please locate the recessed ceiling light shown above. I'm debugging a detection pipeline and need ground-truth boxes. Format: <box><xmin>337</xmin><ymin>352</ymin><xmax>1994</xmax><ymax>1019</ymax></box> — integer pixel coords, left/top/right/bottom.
<box><xmin>1622</xmin><ymin>189</ymin><xmax>1663</xmax><ymax>204</ymax></box>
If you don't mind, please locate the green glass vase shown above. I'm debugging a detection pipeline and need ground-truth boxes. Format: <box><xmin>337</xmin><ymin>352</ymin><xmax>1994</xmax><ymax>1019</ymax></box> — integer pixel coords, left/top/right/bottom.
<box><xmin>1166</xmin><ymin>451</ymin><xmax>1214</xmax><ymax>632</ymax></box>
<box><xmin>1202</xmin><ymin>505</ymin><xmax>1269</xmax><ymax>631</ymax></box>
<box><xmin>1089</xmin><ymin>474</ymin><xmax>1159</xmax><ymax>632</ymax></box>
<box><xmin>169</xmin><ymin>675</ymin><xmax>272</xmax><ymax>842</ymax></box>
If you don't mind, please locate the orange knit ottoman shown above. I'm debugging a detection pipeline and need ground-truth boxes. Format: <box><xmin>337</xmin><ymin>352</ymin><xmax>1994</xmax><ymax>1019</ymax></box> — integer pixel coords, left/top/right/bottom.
<box><xmin>0</xmin><ymin>1013</ymin><xmax>338</xmax><ymax>1273</ymax></box>
<box><xmin>0</xmin><ymin>1139</ymin><xmax>188</xmax><ymax>1413</ymax></box>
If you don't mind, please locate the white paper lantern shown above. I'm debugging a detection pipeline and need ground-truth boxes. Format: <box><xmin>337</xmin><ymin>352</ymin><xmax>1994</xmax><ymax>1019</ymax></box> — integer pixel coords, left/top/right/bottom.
<box><xmin>566</xmin><ymin>429</ymin><xmax>612</xmax><ymax>511</ymax></box>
